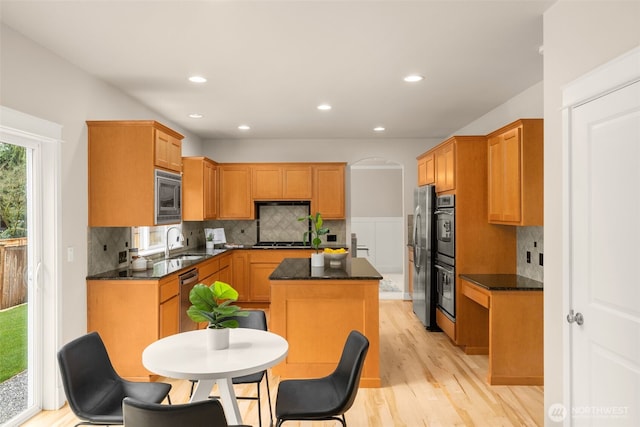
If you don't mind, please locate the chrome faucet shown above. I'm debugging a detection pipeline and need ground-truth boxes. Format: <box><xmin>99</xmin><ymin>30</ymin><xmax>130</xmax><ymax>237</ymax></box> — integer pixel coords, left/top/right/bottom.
<box><xmin>165</xmin><ymin>226</ymin><xmax>183</xmax><ymax>258</ymax></box>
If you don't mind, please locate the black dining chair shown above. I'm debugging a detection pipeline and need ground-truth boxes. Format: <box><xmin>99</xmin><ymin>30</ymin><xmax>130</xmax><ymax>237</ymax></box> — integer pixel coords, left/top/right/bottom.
<box><xmin>194</xmin><ymin>310</ymin><xmax>274</xmax><ymax>427</ymax></box>
<box><xmin>122</xmin><ymin>397</ymin><xmax>251</xmax><ymax>427</ymax></box>
<box><xmin>57</xmin><ymin>331</ymin><xmax>172</xmax><ymax>427</ymax></box>
<box><xmin>274</xmin><ymin>330</ymin><xmax>369</xmax><ymax>427</ymax></box>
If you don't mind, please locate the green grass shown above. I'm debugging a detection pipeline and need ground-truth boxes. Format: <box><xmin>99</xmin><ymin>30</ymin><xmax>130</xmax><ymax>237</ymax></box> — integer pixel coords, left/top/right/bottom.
<box><xmin>0</xmin><ymin>303</ymin><xmax>27</xmax><ymax>382</ymax></box>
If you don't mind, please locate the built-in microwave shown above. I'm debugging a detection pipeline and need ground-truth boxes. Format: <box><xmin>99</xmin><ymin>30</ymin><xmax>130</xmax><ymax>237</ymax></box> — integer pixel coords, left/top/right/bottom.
<box><xmin>155</xmin><ymin>169</ymin><xmax>182</xmax><ymax>225</ymax></box>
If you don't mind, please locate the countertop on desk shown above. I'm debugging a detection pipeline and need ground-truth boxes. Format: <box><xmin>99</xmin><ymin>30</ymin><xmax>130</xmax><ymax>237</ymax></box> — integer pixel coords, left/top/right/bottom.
<box><xmin>270</xmin><ymin>257</ymin><xmax>382</xmax><ymax>281</ymax></box>
<box><xmin>460</xmin><ymin>274</ymin><xmax>543</xmax><ymax>291</ymax></box>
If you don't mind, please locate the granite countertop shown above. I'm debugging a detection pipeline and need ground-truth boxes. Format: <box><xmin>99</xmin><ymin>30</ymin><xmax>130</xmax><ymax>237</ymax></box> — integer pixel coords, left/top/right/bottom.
<box><xmin>269</xmin><ymin>257</ymin><xmax>382</xmax><ymax>281</ymax></box>
<box><xmin>460</xmin><ymin>274</ymin><xmax>543</xmax><ymax>291</ymax></box>
<box><xmin>86</xmin><ymin>249</ymin><xmax>228</xmax><ymax>280</ymax></box>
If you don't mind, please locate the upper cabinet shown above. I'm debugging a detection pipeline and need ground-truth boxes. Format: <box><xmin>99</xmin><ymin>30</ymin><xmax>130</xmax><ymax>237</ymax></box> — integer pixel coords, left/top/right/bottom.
<box><xmin>218</xmin><ymin>164</ymin><xmax>253</xmax><ymax>219</ymax></box>
<box><xmin>487</xmin><ymin>119</ymin><xmax>543</xmax><ymax>226</ymax></box>
<box><xmin>417</xmin><ymin>152</ymin><xmax>435</xmax><ymax>186</ymax></box>
<box><xmin>435</xmin><ymin>140</ymin><xmax>456</xmax><ymax>192</ymax></box>
<box><xmin>312</xmin><ymin>163</ymin><xmax>346</xmax><ymax>219</ymax></box>
<box><xmin>87</xmin><ymin>120</ymin><xmax>183</xmax><ymax>227</ymax></box>
<box><xmin>182</xmin><ymin>157</ymin><xmax>218</xmax><ymax>221</ymax></box>
<box><xmin>155</xmin><ymin>130</ymin><xmax>182</xmax><ymax>172</ymax></box>
<box><xmin>251</xmin><ymin>164</ymin><xmax>312</xmax><ymax>200</ymax></box>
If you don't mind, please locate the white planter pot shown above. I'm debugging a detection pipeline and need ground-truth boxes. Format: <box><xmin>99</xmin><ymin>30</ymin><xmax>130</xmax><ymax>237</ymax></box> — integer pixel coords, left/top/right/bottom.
<box><xmin>311</xmin><ymin>252</ymin><xmax>325</xmax><ymax>267</ymax></box>
<box><xmin>207</xmin><ymin>327</ymin><xmax>230</xmax><ymax>350</ymax></box>
<box><xmin>206</xmin><ymin>241</ymin><xmax>214</xmax><ymax>249</ymax></box>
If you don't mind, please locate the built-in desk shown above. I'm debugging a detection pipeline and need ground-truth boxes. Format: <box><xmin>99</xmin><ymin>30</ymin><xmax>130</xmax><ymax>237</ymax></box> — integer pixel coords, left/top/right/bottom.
<box><xmin>459</xmin><ymin>274</ymin><xmax>543</xmax><ymax>386</ymax></box>
<box><xmin>269</xmin><ymin>257</ymin><xmax>382</xmax><ymax>387</ymax></box>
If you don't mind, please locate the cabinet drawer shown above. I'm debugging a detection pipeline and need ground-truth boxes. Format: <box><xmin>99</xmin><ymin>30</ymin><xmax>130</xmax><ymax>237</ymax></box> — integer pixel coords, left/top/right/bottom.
<box><xmin>462</xmin><ymin>281</ymin><xmax>490</xmax><ymax>308</ymax></box>
<box><xmin>199</xmin><ymin>258</ymin><xmax>220</xmax><ymax>278</ymax></box>
<box><xmin>159</xmin><ymin>278</ymin><xmax>179</xmax><ymax>303</ymax></box>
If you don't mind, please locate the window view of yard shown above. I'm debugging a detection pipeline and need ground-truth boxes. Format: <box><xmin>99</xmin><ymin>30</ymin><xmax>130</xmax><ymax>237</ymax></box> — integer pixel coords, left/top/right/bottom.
<box><xmin>0</xmin><ymin>142</ymin><xmax>28</xmax><ymax>423</ymax></box>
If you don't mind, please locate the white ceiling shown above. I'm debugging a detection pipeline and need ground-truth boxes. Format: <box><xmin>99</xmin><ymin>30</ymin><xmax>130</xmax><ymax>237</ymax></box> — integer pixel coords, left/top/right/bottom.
<box><xmin>0</xmin><ymin>0</ymin><xmax>552</xmax><ymax>140</ymax></box>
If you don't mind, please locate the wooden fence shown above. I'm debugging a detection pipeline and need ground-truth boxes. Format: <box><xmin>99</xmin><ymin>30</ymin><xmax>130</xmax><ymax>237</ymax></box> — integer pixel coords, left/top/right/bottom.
<box><xmin>0</xmin><ymin>237</ymin><xmax>27</xmax><ymax>310</ymax></box>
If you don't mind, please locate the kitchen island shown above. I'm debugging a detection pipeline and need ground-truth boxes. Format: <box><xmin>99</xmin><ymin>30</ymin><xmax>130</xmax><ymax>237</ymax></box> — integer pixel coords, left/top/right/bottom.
<box><xmin>269</xmin><ymin>257</ymin><xmax>382</xmax><ymax>387</ymax></box>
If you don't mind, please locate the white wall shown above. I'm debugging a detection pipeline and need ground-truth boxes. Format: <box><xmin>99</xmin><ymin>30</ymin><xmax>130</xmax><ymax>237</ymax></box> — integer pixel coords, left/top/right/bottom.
<box><xmin>543</xmin><ymin>1</ymin><xmax>640</xmax><ymax>423</ymax></box>
<box><xmin>0</xmin><ymin>24</ymin><xmax>202</xmax><ymax>347</ymax></box>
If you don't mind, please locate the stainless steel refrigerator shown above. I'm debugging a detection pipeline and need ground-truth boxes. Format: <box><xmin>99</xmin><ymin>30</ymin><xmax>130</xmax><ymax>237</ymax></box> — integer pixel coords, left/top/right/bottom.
<box><xmin>412</xmin><ymin>185</ymin><xmax>438</xmax><ymax>330</ymax></box>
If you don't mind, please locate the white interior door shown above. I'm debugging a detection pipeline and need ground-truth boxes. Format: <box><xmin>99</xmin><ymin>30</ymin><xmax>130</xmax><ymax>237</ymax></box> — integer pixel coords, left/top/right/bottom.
<box><xmin>567</xmin><ymin>75</ymin><xmax>640</xmax><ymax>424</ymax></box>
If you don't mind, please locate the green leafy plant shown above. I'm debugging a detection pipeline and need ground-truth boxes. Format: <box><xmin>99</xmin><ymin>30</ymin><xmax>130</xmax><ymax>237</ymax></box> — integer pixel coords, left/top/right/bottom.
<box><xmin>187</xmin><ymin>281</ymin><xmax>248</xmax><ymax>329</ymax></box>
<box><xmin>298</xmin><ymin>212</ymin><xmax>329</xmax><ymax>252</ymax></box>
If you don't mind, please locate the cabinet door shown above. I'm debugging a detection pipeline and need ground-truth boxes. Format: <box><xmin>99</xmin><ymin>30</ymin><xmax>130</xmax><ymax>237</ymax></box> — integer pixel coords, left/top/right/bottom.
<box><xmin>252</xmin><ymin>165</ymin><xmax>283</xmax><ymax>199</ymax></box>
<box><xmin>487</xmin><ymin>135</ymin><xmax>505</xmax><ymax>222</ymax></box>
<box><xmin>500</xmin><ymin>128</ymin><xmax>522</xmax><ymax>222</ymax></box>
<box><xmin>159</xmin><ymin>295</ymin><xmax>179</xmax><ymax>338</ymax></box>
<box><xmin>155</xmin><ymin>130</ymin><xmax>182</xmax><ymax>172</ymax></box>
<box><xmin>218</xmin><ymin>165</ymin><xmax>252</xmax><ymax>219</ymax></box>
<box><xmin>435</xmin><ymin>143</ymin><xmax>455</xmax><ymax>192</ymax></box>
<box><xmin>204</xmin><ymin>160</ymin><xmax>217</xmax><ymax>219</ymax></box>
<box><xmin>249</xmin><ymin>262</ymin><xmax>279</xmax><ymax>302</ymax></box>
<box><xmin>312</xmin><ymin>164</ymin><xmax>345</xmax><ymax>219</ymax></box>
<box><xmin>283</xmin><ymin>165</ymin><xmax>312</xmax><ymax>199</ymax></box>
<box><xmin>232</xmin><ymin>251</ymin><xmax>248</xmax><ymax>301</ymax></box>
<box><xmin>488</xmin><ymin>128</ymin><xmax>522</xmax><ymax>223</ymax></box>
<box><xmin>417</xmin><ymin>153</ymin><xmax>435</xmax><ymax>186</ymax></box>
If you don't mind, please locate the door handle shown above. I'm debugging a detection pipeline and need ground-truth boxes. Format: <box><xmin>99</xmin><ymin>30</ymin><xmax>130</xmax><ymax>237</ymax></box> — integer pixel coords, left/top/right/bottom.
<box><xmin>567</xmin><ymin>309</ymin><xmax>584</xmax><ymax>326</ymax></box>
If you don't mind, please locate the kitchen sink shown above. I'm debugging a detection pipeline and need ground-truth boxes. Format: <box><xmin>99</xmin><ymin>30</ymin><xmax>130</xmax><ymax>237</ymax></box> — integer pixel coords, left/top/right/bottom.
<box><xmin>169</xmin><ymin>254</ymin><xmax>204</xmax><ymax>261</ymax></box>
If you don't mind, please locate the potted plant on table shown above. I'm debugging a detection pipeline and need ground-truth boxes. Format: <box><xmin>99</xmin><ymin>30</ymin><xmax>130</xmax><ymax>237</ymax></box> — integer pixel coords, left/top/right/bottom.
<box><xmin>186</xmin><ymin>281</ymin><xmax>248</xmax><ymax>350</ymax></box>
<box><xmin>298</xmin><ymin>212</ymin><xmax>329</xmax><ymax>267</ymax></box>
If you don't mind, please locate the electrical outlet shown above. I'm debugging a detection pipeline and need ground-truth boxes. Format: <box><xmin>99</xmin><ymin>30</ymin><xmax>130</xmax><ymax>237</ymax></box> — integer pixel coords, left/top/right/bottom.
<box><xmin>327</xmin><ymin>234</ymin><xmax>337</xmax><ymax>242</ymax></box>
<box><xmin>539</xmin><ymin>253</ymin><xmax>544</xmax><ymax>266</ymax></box>
<box><xmin>526</xmin><ymin>251</ymin><xmax>531</xmax><ymax>263</ymax></box>
<box><xmin>118</xmin><ymin>251</ymin><xmax>127</xmax><ymax>264</ymax></box>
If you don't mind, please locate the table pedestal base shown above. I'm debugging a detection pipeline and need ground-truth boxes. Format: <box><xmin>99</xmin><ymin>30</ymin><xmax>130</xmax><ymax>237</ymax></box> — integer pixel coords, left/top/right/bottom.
<box><xmin>191</xmin><ymin>378</ymin><xmax>242</xmax><ymax>425</ymax></box>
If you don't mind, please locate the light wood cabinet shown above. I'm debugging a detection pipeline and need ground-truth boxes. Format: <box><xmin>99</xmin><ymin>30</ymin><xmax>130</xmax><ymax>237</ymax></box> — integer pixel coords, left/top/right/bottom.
<box><xmin>87</xmin><ymin>120</ymin><xmax>183</xmax><ymax>227</ymax></box>
<box><xmin>231</xmin><ymin>250</ymin><xmax>249</xmax><ymax>301</ymax></box>
<box><xmin>487</xmin><ymin>119</ymin><xmax>543</xmax><ymax>226</ymax></box>
<box><xmin>417</xmin><ymin>136</ymin><xmax>517</xmax><ymax>345</ymax></box>
<box><xmin>155</xmin><ymin>130</ymin><xmax>182</xmax><ymax>172</ymax></box>
<box><xmin>218</xmin><ymin>164</ymin><xmax>252</xmax><ymax>219</ymax></box>
<box><xmin>251</xmin><ymin>164</ymin><xmax>313</xmax><ymax>200</ymax></box>
<box><xmin>246</xmin><ymin>249</ymin><xmax>313</xmax><ymax>303</ymax></box>
<box><xmin>312</xmin><ymin>163</ymin><xmax>346</xmax><ymax>219</ymax></box>
<box><xmin>182</xmin><ymin>157</ymin><xmax>218</xmax><ymax>221</ymax></box>
<box><xmin>87</xmin><ymin>273</ymin><xmax>180</xmax><ymax>380</ymax></box>
<box><xmin>417</xmin><ymin>152</ymin><xmax>435</xmax><ymax>186</ymax></box>
<box><xmin>435</xmin><ymin>141</ymin><xmax>455</xmax><ymax>192</ymax></box>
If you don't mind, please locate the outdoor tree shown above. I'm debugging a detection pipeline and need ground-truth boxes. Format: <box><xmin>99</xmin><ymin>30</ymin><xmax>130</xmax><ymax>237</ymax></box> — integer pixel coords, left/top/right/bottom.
<box><xmin>0</xmin><ymin>143</ymin><xmax>27</xmax><ymax>238</ymax></box>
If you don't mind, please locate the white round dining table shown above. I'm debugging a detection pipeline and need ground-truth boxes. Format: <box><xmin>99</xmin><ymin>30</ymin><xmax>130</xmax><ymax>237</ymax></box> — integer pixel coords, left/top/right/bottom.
<box><xmin>142</xmin><ymin>328</ymin><xmax>288</xmax><ymax>425</ymax></box>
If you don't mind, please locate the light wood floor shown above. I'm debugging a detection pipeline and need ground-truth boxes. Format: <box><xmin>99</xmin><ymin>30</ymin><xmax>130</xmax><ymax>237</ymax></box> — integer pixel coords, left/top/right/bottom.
<box><xmin>23</xmin><ymin>300</ymin><xmax>543</xmax><ymax>426</ymax></box>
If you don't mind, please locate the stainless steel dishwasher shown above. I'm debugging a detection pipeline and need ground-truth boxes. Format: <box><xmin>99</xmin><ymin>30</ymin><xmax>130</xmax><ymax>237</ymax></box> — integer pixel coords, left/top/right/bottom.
<box><xmin>179</xmin><ymin>268</ymin><xmax>200</xmax><ymax>332</ymax></box>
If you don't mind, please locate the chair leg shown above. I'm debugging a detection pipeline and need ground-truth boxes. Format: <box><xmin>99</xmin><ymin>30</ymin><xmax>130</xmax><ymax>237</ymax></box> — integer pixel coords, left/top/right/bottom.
<box><xmin>166</xmin><ymin>394</ymin><xmax>172</xmax><ymax>405</ymax></box>
<box><xmin>265</xmin><ymin>375</ymin><xmax>274</xmax><ymax>423</ymax></box>
<box><xmin>256</xmin><ymin>382</ymin><xmax>262</xmax><ymax>427</ymax></box>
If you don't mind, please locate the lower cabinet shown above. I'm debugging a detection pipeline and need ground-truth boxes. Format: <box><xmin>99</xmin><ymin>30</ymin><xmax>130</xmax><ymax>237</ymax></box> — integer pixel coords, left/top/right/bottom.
<box><xmin>87</xmin><ymin>275</ymin><xmax>179</xmax><ymax>380</ymax></box>
<box><xmin>244</xmin><ymin>249</ymin><xmax>313</xmax><ymax>303</ymax></box>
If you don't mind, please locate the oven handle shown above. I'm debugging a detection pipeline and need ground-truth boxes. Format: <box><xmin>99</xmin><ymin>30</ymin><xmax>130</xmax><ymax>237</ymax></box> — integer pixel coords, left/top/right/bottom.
<box><xmin>435</xmin><ymin>264</ymin><xmax>454</xmax><ymax>274</ymax></box>
<box><xmin>434</xmin><ymin>210</ymin><xmax>454</xmax><ymax>216</ymax></box>
<box><xmin>179</xmin><ymin>268</ymin><xmax>199</xmax><ymax>286</ymax></box>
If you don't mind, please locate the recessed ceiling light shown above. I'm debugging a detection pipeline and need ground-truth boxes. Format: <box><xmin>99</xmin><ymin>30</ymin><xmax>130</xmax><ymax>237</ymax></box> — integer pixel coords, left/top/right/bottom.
<box><xmin>188</xmin><ymin>113</ymin><xmax>203</xmax><ymax>119</ymax></box>
<box><xmin>373</xmin><ymin>126</ymin><xmax>386</xmax><ymax>132</ymax></box>
<box><xmin>188</xmin><ymin>75</ymin><xmax>207</xmax><ymax>83</ymax></box>
<box><xmin>317</xmin><ymin>104</ymin><xmax>332</xmax><ymax>111</ymax></box>
<box><xmin>238</xmin><ymin>125</ymin><xmax>251</xmax><ymax>131</ymax></box>
<box><xmin>403</xmin><ymin>74</ymin><xmax>424</xmax><ymax>83</ymax></box>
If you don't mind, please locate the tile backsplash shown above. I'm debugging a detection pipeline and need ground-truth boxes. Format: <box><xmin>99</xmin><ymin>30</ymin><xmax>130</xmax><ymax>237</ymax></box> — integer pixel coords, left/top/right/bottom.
<box><xmin>88</xmin><ymin>212</ymin><xmax>346</xmax><ymax>275</ymax></box>
<box><xmin>517</xmin><ymin>226</ymin><xmax>544</xmax><ymax>282</ymax></box>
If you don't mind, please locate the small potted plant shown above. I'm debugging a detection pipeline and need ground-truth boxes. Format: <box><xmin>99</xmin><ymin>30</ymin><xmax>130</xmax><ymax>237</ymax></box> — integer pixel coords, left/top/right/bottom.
<box><xmin>187</xmin><ymin>281</ymin><xmax>248</xmax><ymax>350</ymax></box>
<box><xmin>205</xmin><ymin>233</ymin><xmax>214</xmax><ymax>249</ymax></box>
<box><xmin>298</xmin><ymin>212</ymin><xmax>329</xmax><ymax>267</ymax></box>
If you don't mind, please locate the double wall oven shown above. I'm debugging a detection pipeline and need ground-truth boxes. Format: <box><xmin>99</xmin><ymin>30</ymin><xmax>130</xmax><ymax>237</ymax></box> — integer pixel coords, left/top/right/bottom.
<box><xmin>434</xmin><ymin>194</ymin><xmax>456</xmax><ymax>322</ymax></box>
